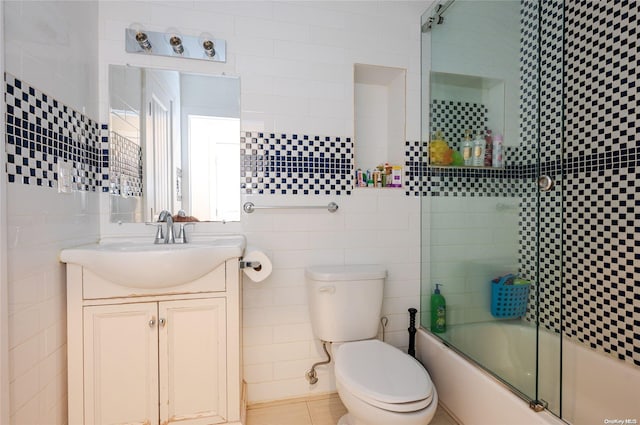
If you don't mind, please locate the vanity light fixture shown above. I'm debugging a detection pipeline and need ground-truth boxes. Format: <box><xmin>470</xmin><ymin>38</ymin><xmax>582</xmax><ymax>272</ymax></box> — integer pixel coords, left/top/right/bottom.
<box><xmin>125</xmin><ymin>27</ymin><xmax>226</xmax><ymax>62</ymax></box>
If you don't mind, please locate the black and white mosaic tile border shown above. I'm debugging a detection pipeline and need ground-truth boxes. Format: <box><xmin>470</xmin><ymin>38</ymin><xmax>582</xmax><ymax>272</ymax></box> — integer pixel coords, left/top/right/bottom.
<box><xmin>4</xmin><ymin>73</ymin><xmax>103</xmax><ymax>191</ymax></box>
<box><xmin>108</xmin><ymin>130</ymin><xmax>143</xmax><ymax>197</ymax></box>
<box><xmin>100</xmin><ymin>125</ymin><xmax>110</xmax><ymax>192</ymax></box>
<box><xmin>404</xmin><ymin>139</ymin><xmax>522</xmax><ymax>198</ymax></box>
<box><xmin>240</xmin><ymin>131</ymin><xmax>353</xmax><ymax>195</ymax></box>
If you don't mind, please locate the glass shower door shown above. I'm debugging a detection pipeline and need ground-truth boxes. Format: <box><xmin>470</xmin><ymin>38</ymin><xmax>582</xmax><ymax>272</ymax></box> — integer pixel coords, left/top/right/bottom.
<box><xmin>419</xmin><ymin>0</ymin><xmax>563</xmax><ymax>416</ymax></box>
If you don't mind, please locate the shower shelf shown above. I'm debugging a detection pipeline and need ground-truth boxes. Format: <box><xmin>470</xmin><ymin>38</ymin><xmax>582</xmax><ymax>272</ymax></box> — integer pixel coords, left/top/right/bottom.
<box><xmin>428</xmin><ymin>165</ymin><xmax>503</xmax><ymax>170</ymax></box>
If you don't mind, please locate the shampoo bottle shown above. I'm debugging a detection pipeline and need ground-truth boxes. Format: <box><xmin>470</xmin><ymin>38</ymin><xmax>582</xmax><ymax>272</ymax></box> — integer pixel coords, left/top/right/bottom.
<box><xmin>430</xmin><ymin>284</ymin><xmax>446</xmax><ymax>333</ymax></box>
<box><xmin>472</xmin><ymin>132</ymin><xmax>485</xmax><ymax>166</ymax></box>
<box><xmin>484</xmin><ymin>129</ymin><xmax>493</xmax><ymax>167</ymax></box>
<box><xmin>492</xmin><ymin>134</ymin><xmax>504</xmax><ymax>168</ymax></box>
<box><xmin>462</xmin><ymin>130</ymin><xmax>473</xmax><ymax>166</ymax></box>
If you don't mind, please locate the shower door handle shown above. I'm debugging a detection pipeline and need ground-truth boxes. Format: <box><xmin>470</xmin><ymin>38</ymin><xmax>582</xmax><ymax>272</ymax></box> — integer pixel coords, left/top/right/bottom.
<box><xmin>538</xmin><ymin>175</ymin><xmax>554</xmax><ymax>192</ymax></box>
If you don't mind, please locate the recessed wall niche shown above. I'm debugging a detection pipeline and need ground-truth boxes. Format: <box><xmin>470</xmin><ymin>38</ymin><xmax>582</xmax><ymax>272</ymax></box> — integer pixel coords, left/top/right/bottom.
<box><xmin>353</xmin><ymin>64</ymin><xmax>406</xmax><ymax>185</ymax></box>
<box><xmin>430</xmin><ymin>71</ymin><xmax>505</xmax><ymax>152</ymax></box>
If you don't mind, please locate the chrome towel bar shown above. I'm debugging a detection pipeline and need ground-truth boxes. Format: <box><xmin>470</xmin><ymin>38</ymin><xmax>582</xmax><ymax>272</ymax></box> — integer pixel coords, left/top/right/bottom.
<box><xmin>243</xmin><ymin>202</ymin><xmax>339</xmax><ymax>214</ymax></box>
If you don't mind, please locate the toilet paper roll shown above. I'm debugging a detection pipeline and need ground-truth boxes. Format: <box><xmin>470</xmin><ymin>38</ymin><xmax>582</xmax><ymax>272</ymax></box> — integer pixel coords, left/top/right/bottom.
<box><xmin>242</xmin><ymin>250</ymin><xmax>272</xmax><ymax>282</ymax></box>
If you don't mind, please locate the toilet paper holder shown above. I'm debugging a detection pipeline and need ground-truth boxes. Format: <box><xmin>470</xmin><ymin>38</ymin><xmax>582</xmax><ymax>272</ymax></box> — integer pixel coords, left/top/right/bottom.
<box><xmin>240</xmin><ymin>260</ymin><xmax>262</xmax><ymax>271</ymax></box>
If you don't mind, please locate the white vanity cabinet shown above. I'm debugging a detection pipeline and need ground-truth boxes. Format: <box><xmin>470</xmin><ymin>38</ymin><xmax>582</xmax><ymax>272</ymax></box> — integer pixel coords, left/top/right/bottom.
<box><xmin>65</xmin><ymin>258</ymin><xmax>243</xmax><ymax>425</ymax></box>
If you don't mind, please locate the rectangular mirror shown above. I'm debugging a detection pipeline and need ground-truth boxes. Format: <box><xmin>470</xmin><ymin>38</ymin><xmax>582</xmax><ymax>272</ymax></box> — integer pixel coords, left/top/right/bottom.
<box><xmin>108</xmin><ymin>64</ymin><xmax>240</xmax><ymax>223</ymax></box>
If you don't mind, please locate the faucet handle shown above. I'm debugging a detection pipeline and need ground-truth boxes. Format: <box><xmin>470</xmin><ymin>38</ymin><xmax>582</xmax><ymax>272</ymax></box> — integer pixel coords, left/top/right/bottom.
<box><xmin>157</xmin><ymin>210</ymin><xmax>172</xmax><ymax>222</ymax></box>
<box><xmin>176</xmin><ymin>222</ymin><xmax>195</xmax><ymax>244</ymax></box>
<box><xmin>145</xmin><ymin>222</ymin><xmax>164</xmax><ymax>244</ymax></box>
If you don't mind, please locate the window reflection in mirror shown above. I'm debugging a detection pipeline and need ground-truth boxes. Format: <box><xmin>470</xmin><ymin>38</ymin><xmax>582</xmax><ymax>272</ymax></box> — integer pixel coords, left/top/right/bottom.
<box><xmin>187</xmin><ymin>116</ymin><xmax>240</xmax><ymax>221</ymax></box>
<box><xmin>108</xmin><ymin>64</ymin><xmax>240</xmax><ymax>223</ymax></box>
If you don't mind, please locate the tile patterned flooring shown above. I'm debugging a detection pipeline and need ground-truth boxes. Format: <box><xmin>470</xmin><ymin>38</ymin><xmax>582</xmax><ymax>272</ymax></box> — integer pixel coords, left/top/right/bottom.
<box><xmin>246</xmin><ymin>393</ymin><xmax>460</xmax><ymax>425</ymax></box>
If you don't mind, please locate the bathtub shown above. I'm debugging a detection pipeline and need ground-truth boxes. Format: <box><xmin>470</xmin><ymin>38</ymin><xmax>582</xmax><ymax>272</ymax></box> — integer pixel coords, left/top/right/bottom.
<box><xmin>417</xmin><ymin>322</ymin><xmax>640</xmax><ymax>425</ymax></box>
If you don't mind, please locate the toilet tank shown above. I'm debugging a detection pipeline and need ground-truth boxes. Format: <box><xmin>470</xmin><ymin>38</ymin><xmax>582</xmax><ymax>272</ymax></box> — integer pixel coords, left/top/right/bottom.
<box><xmin>306</xmin><ymin>265</ymin><xmax>386</xmax><ymax>342</ymax></box>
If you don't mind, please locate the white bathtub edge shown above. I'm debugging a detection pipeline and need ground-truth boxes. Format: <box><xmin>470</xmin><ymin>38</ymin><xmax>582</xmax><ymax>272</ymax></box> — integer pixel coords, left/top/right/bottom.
<box><xmin>416</xmin><ymin>329</ymin><xmax>566</xmax><ymax>425</ymax></box>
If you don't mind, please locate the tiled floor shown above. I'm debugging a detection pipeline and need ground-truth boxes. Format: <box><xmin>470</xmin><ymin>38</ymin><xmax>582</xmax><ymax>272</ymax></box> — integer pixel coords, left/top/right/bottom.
<box><xmin>246</xmin><ymin>393</ymin><xmax>460</xmax><ymax>425</ymax></box>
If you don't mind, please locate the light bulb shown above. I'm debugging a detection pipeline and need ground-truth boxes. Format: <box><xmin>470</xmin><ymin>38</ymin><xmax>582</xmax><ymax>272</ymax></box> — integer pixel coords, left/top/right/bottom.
<box><xmin>199</xmin><ymin>32</ymin><xmax>216</xmax><ymax>58</ymax></box>
<box><xmin>170</xmin><ymin>35</ymin><xmax>184</xmax><ymax>54</ymax></box>
<box><xmin>129</xmin><ymin>23</ymin><xmax>152</xmax><ymax>51</ymax></box>
<box><xmin>164</xmin><ymin>28</ymin><xmax>184</xmax><ymax>55</ymax></box>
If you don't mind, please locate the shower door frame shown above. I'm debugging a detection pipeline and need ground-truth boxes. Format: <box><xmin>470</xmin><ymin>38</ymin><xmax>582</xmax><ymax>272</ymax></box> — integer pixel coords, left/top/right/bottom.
<box><xmin>419</xmin><ymin>0</ymin><xmax>565</xmax><ymax>417</ymax></box>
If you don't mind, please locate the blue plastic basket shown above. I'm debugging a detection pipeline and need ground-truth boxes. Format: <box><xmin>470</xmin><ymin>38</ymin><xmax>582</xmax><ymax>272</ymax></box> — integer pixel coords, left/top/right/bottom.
<box><xmin>490</xmin><ymin>275</ymin><xmax>531</xmax><ymax>318</ymax></box>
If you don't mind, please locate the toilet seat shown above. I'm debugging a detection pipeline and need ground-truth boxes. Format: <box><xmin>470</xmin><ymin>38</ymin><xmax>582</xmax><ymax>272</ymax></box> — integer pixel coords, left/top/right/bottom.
<box><xmin>334</xmin><ymin>339</ymin><xmax>434</xmax><ymax>413</ymax></box>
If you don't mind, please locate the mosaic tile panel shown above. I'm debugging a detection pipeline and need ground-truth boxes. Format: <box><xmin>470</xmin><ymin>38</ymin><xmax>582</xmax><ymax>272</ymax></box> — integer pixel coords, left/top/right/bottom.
<box><xmin>430</xmin><ymin>100</ymin><xmax>488</xmax><ymax>152</ymax></box>
<box><xmin>564</xmin><ymin>0</ymin><xmax>639</xmax><ymax>157</ymax></box>
<box><xmin>520</xmin><ymin>0</ymin><xmax>566</xmax><ymax>332</ymax></box>
<box><xmin>563</xmin><ymin>0</ymin><xmax>640</xmax><ymax>366</ymax></box>
<box><xmin>404</xmin><ymin>140</ymin><xmax>426</xmax><ymax>196</ymax></box>
<box><xmin>108</xmin><ymin>130</ymin><xmax>143</xmax><ymax>197</ymax></box>
<box><xmin>564</xmin><ymin>162</ymin><xmax>640</xmax><ymax>364</ymax></box>
<box><xmin>240</xmin><ymin>131</ymin><xmax>353</xmax><ymax>195</ymax></box>
<box><xmin>4</xmin><ymin>73</ymin><xmax>103</xmax><ymax>191</ymax></box>
<box><xmin>517</xmin><ymin>0</ymin><xmax>543</xmax><ymax>327</ymax></box>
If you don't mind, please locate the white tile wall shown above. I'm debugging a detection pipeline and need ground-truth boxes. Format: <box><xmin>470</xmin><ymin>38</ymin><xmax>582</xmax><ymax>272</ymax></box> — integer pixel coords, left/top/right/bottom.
<box><xmin>0</xmin><ymin>0</ymin><xmax>434</xmax><ymax>416</ymax></box>
<box><xmin>0</xmin><ymin>0</ymin><xmax>435</xmax><ymax>414</ymax></box>
<box><xmin>426</xmin><ymin>196</ymin><xmax>519</xmax><ymax>326</ymax></box>
<box><xmin>97</xmin><ymin>0</ymin><xmax>428</xmax><ymax>139</ymax></box>
<box><xmin>3</xmin><ymin>1</ymin><xmax>100</xmax><ymax>120</ymax></box>
<box><xmin>92</xmin><ymin>0</ymin><xmax>432</xmax><ymax>405</ymax></box>
<box><xmin>5</xmin><ymin>185</ymin><xmax>100</xmax><ymax>424</ymax></box>
<box><xmin>3</xmin><ymin>1</ymin><xmax>100</xmax><ymax>423</ymax></box>
<box><xmin>239</xmin><ymin>190</ymin><xmax>420</xmax><ymax>402</ymax></box>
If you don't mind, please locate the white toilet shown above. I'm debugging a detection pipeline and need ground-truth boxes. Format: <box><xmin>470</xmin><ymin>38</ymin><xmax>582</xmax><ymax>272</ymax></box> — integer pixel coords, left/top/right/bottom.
<box><xmin>306</xmin><ymin>265</ymin><xmax>438</xmax><ymax>425</ymax></box>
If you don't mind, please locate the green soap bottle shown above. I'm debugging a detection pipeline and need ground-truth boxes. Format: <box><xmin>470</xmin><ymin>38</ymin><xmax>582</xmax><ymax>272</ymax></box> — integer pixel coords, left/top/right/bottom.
<box><xmin>430</xmin><ymin>284</ymin><xmax>446</xmax><ymax>333</ymax></box>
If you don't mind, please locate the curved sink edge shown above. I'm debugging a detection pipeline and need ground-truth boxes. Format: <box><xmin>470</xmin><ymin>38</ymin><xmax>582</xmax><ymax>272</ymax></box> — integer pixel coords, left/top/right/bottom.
<box><xmin>59</xmin><ymin>238</ymin><xmax>245</xmax><ymax>290</ymax></box>
<box><xmin>86</xmin><ymin>258</ymin><xmax>234</xmax><ymax>289</ymax></box>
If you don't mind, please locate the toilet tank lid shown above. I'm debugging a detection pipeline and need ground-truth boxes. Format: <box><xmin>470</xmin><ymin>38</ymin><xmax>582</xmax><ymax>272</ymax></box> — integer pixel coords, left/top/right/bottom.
<box><xmin>305</xmin><ymin>265</ymin><xmax>387</xmax><ymax>281</ymax></box>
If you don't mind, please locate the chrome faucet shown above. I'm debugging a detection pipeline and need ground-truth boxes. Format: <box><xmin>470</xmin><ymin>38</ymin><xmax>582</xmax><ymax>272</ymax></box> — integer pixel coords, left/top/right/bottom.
<box><xmin>157</xmin><ymin>210</ymin><xmax>175</xmax><ymax>244</ymax></box>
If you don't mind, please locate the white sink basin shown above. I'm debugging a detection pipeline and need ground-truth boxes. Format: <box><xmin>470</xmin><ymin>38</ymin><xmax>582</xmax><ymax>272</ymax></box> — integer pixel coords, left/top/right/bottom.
<box><xmin>59</xmin><ymin>235</ymin><xmax>245</xmax><ymax>288</ymax></box>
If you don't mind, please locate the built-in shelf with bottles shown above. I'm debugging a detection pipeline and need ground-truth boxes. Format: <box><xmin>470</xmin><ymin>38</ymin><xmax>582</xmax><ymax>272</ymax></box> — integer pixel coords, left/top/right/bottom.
<box><xmin>429</xmin><ymin>71</ymin><xmax>511</xmax><ymax>163</ymax></box>
<box><xmin>353</xmin><ymin>63</ymin><xmax>407</xmax><ymax>188</ymax></box>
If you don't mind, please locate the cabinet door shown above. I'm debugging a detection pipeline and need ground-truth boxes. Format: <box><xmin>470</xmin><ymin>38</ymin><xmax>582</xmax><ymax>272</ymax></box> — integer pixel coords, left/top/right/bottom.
<box><xmin>159</xmin><ymin>298</ymin><xmax>227</xmax><ymax>425</ymax></box>
<box><xmin>83</xmin><ymin>303</ymin><xmax>159</xmax><ymax>425</ymax></box>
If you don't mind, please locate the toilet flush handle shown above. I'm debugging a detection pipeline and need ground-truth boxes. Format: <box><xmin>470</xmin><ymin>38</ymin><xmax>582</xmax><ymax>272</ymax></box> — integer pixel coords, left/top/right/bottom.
<box><xmin>318</xmin><ymin>285</ymin><xmax>336</xmax><ymax>294</ymax></box>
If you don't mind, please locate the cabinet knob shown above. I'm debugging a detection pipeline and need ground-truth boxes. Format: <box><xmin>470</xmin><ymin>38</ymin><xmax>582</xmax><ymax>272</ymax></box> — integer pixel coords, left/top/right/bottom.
<box><xmin>159</xmin><ymin>318</ymin><xmax>166</xmax><ymax>328</ymax></box>
<box><xmin>149</xmin><ymin>317</ymin><xmax>156</xmax><ymax>328</ymax></box>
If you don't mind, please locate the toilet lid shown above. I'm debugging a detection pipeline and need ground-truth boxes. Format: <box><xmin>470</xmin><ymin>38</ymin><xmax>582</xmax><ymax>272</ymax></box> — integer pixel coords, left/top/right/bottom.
<box><xmin>334</xmin><ymin>340</ymin><xmax>434</xmax><ymax>411</ymax></box>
